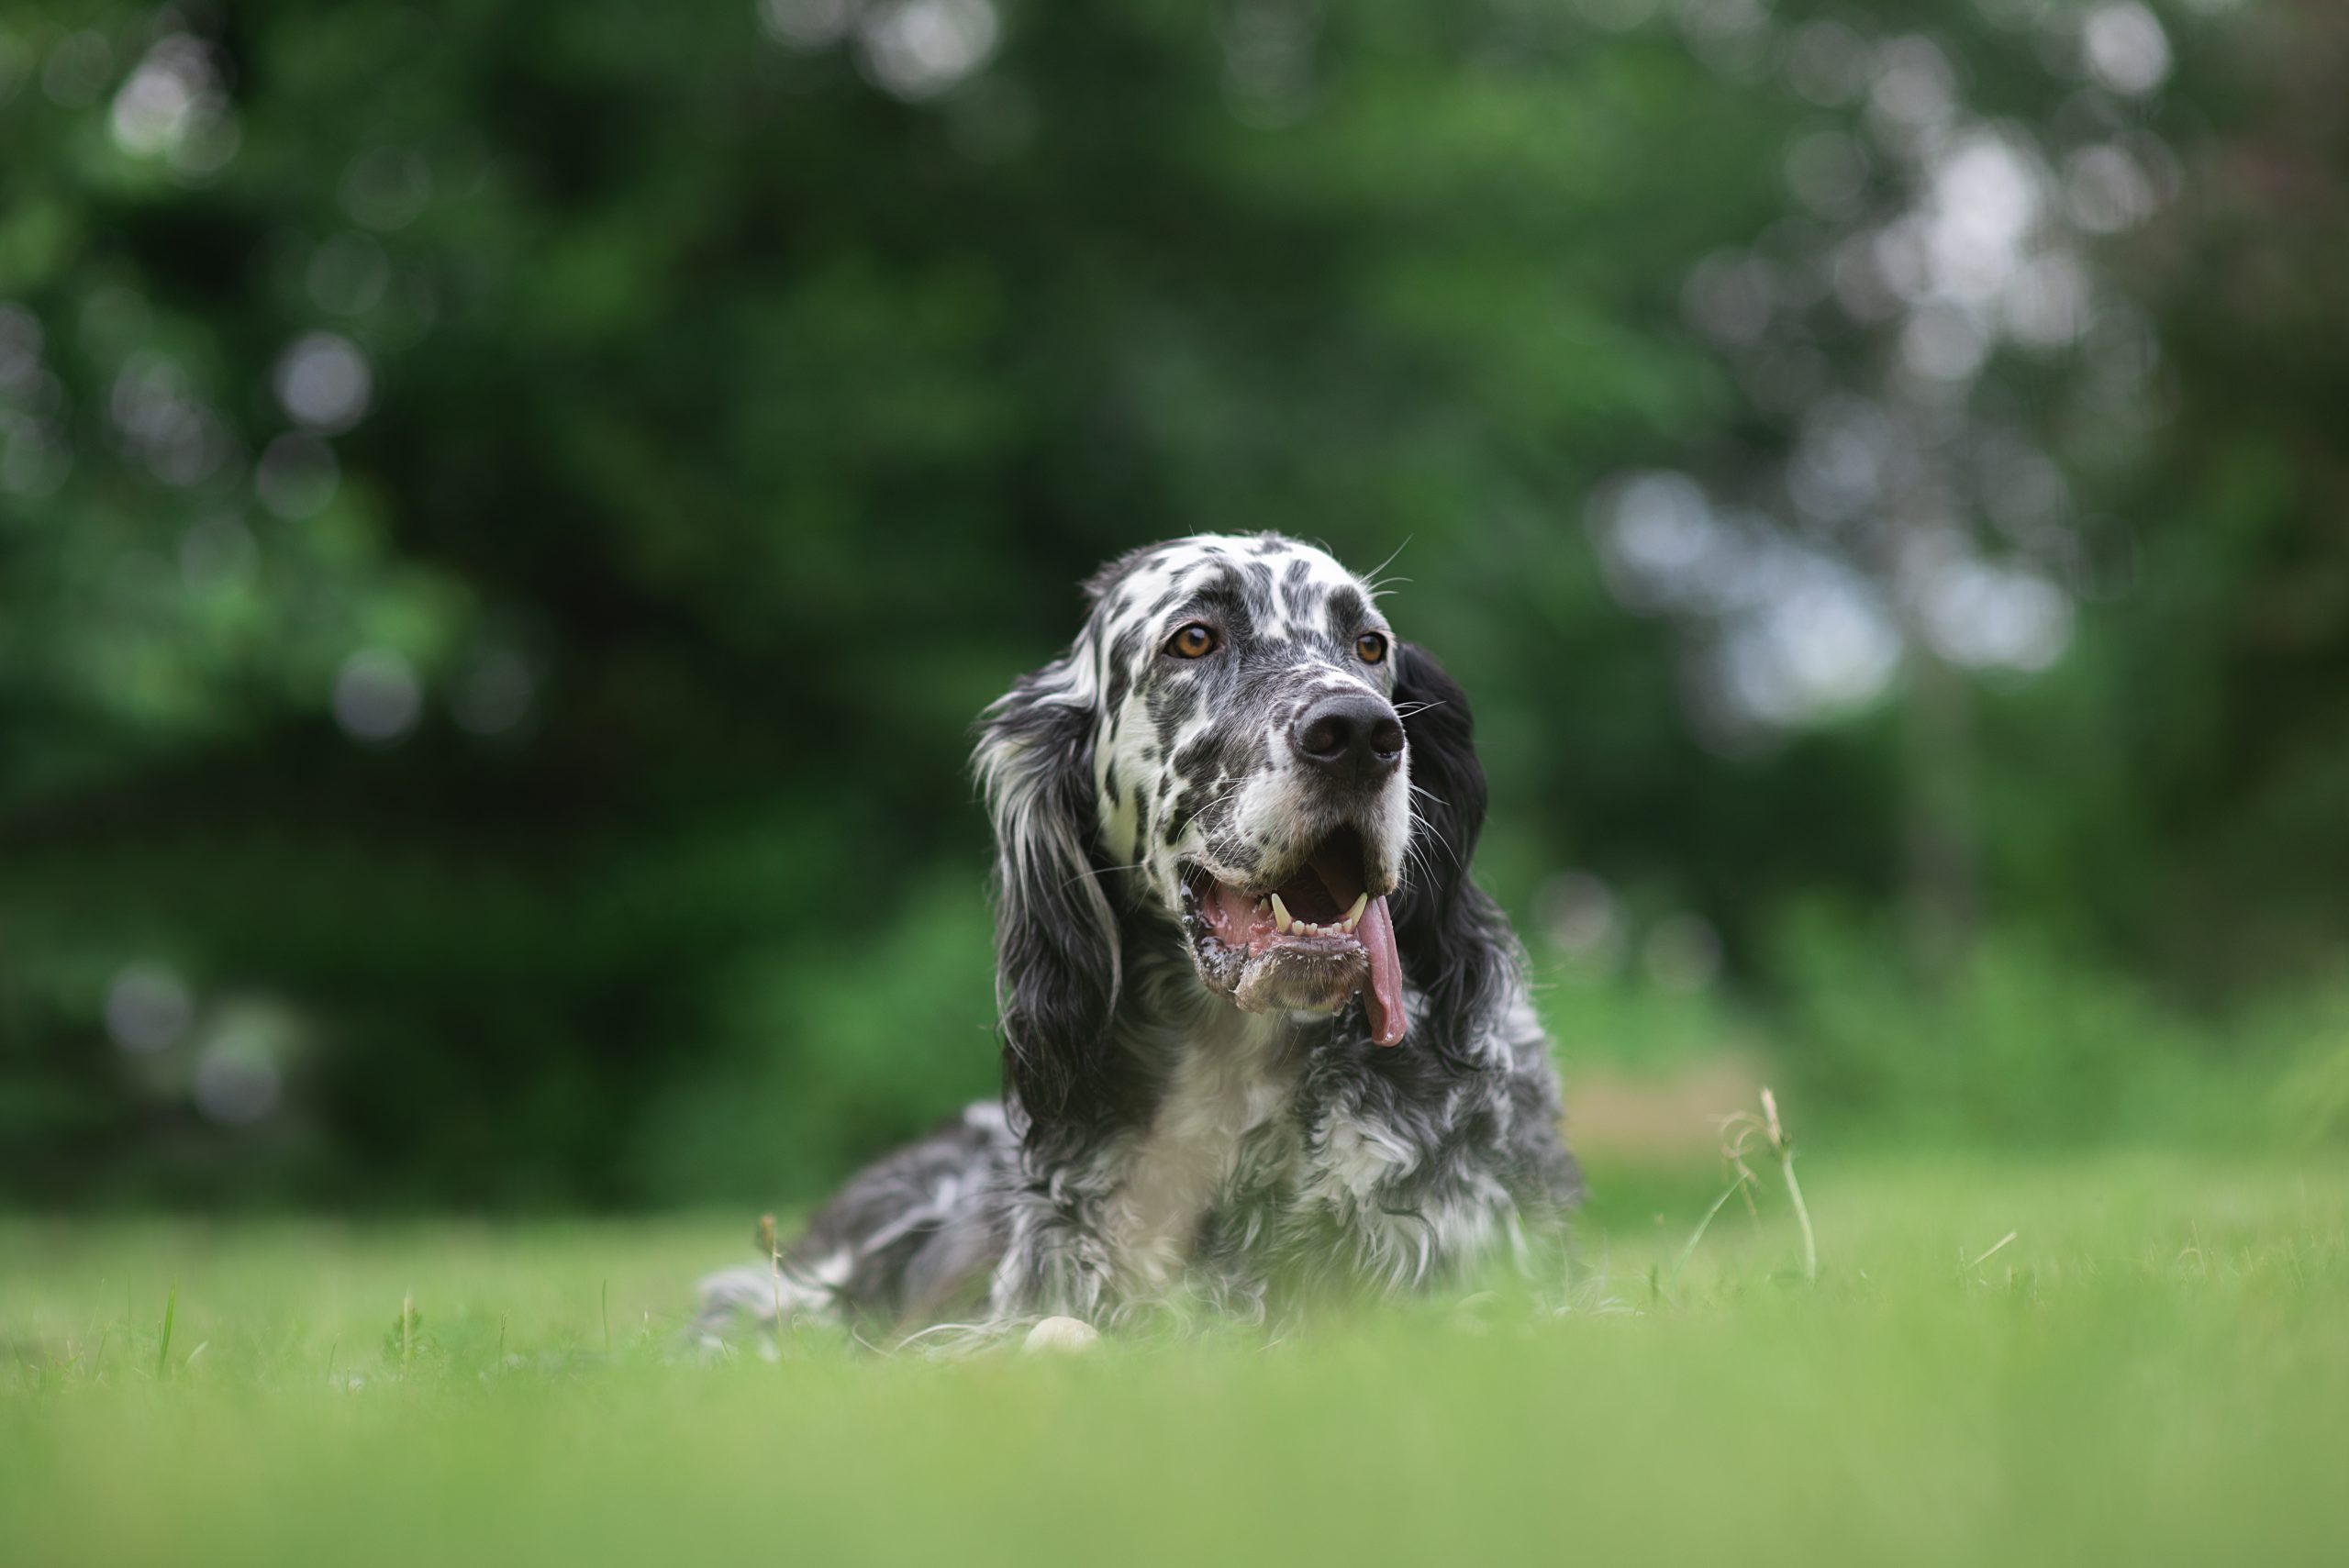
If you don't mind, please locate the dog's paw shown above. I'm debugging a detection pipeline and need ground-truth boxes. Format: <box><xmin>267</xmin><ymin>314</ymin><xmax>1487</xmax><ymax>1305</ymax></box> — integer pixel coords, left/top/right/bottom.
<box><xmin>1020</xmin><ymin>1316</ymin><xmax>1101</xmax><ymax>1354</ymax></box>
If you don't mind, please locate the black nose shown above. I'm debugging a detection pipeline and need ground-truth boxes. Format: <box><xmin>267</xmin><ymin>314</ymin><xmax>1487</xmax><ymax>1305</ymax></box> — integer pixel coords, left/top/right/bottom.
<box><xmin>1292</xmin><ymin>691</ymin><xmax>1407</xmax><ymax>787</ymax></box>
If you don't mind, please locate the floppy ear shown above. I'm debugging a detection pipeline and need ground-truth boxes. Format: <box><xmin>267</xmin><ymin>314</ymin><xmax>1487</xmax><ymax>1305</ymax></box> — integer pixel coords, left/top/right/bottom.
<box><xmin>973</xmin><ymin>655</ymin><xmax>1121</xmax><ymax>1146</ymax></box>
<box><xmin>1390</xmin><ymin>641</ymin><xmax>1512</xmax><ymax>1069</ymax></box>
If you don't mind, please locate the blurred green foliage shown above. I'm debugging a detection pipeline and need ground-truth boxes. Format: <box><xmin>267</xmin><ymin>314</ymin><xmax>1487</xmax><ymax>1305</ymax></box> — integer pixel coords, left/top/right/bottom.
<box><xmin>1</xmin><ymin>0</ymin><xmax>2345</xmax><ymax>1206</ymax></box>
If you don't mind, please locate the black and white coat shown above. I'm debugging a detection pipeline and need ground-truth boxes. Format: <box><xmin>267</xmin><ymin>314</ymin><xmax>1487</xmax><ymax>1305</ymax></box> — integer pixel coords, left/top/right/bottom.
<box><xmin>702</xmin><ymin>534</ymin><xmax>1577</xmax><ymax>1342</ymax></box>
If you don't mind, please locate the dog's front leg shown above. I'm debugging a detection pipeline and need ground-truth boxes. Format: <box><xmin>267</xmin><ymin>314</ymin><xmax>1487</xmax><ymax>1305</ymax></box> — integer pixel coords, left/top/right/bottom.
<box><xmin>985</xmin><ymin>1180</ymin><xmax>1123</xmax><ymax>1332</ymax></box>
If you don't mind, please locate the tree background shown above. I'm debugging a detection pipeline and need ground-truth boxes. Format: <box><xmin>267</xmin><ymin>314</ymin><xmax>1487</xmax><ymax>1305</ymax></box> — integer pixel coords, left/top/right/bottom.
<box><xmin>3</xmin><ymin>0</ymin><xmax>2344</xmax><ymax>1208</ymax></box>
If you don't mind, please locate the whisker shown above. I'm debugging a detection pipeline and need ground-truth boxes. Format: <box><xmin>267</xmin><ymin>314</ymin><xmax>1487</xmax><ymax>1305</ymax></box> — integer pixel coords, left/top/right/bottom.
<box><xmin>1063</xmin><ymin>860</ymin><xmax>1151</xmax><ymax>889</ymax></box>
<box><xmin>1363</xmin><ymin>539</ymin><xmax>1414</xmax><ymax>599</ymax></box>
<box><xmin>1407</xmin><ymin>805</ymin><xmax>1463</xmax><ymax>873</ymax></box>
<box><xmin>1169</xmin><ymin>784</ymin><xmax>1247</xmax><ymax>839</ymax></box>
<box><xmin>1399</xmin><ymin>840</ymin><xmax>1440</xmax><ymax>898</ymax></box>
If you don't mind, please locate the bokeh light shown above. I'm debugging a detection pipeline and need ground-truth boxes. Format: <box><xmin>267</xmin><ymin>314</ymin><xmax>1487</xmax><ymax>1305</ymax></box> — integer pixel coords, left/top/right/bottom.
<box><xmin>2081</xmin><ymin>3</ymin><xmax>2173</xmax><ymax>96</ymax></box>
<box><xmin>273</xmin><ymin>332</ymin><xmax>375</xmax><ymax>434</ymax></box>
<box><xmin>334</xmin><ymin>650</ymin><xmax>425</xmax><ymax>744</ymax></box>
<box><xmin>104</xmin><ymin>965</ymin><xmax>195</xmax><ymax>1053</ymax></box>
<box><xmin>193</xmin><ymin>1037</ymin><xmax>282</xmax><ymax>1124</ymax></box>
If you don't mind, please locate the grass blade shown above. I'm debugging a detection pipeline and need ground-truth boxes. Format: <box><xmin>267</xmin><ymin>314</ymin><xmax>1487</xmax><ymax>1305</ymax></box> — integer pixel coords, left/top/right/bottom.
<box><xmin>1967</xmin><ymin>1230</ymin><xmax>2020</xmax><ymax>1272</ymax></box>
<box><xmin>154</xmin><ymin>1282</ymin><xmax>177</xmax><ymax>1381</ymax></box>
<box><xmin>1668</xmin><ymin>1173</ymin><xmax>1753</xmax><ymax>1293</ymax></box>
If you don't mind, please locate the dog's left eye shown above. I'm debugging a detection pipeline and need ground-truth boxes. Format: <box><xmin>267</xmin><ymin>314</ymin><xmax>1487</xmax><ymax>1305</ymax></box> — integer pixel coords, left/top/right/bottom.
<box><xmin>1167</xmin><ymin>623</ymin><xmax>1219</xmax><ymax>659</ymax></box>
<box><xmin>1355</xmin><ymin>632</ymin><xmax>1388</xmax><ymax>664</ymax></box>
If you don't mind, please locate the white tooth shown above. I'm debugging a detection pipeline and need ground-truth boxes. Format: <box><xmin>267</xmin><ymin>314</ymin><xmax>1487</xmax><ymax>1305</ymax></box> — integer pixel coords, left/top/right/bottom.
<box><xmin>1341</xmin><ymin>893</ymin><xmax>1368</xmax><ymax>931</ymax></box>
<box><xmin>1271</xmin><ymin>893</ymin><xmax>1294</xmax><ymax>934</ymax></box>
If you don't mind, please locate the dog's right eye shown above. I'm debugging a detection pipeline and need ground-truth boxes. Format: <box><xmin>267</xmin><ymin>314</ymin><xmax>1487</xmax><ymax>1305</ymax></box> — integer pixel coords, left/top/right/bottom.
<box><xmin>1166</xmin><ymin>623</ymin><xmax>1219</xmax><ymax>660</ymax></box>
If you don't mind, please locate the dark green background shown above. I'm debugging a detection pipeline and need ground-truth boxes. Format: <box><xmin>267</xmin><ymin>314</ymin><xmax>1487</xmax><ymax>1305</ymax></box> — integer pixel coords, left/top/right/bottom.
<box><xmin>3</xmin><ymin>0</ymin><xmax>2344</xmax><ymax>1207</ymax></box>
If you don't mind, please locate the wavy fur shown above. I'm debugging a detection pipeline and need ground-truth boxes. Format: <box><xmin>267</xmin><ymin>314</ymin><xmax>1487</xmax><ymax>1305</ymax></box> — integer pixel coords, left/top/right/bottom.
<box><xmin>697</xmin><ymin>535</ymin><xmax>1578</xmax><ymax>1346</ymax></box>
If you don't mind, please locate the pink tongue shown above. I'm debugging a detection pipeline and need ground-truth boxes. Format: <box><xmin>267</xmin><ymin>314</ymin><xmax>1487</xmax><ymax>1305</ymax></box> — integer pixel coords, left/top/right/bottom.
<box><xmin>1358</xmin><ymin>895</ymin><xmax>1407</xmax><ymax>1047</ymax></box>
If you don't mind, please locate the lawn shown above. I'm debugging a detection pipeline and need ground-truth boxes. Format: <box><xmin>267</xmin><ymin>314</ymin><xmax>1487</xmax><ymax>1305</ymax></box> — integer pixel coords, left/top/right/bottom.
<box><xmin>3</xmin><ymin>1151</ymin><xmax>2345</xmax><ymax>1567</ymax></box>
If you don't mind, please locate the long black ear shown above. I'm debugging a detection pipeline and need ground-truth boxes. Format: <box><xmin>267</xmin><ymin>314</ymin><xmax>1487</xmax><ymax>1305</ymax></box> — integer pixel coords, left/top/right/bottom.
<box><xmin>1391</xmin><ymin>641</ymin><xmax>1512</xmax><ymax>1070</ymax></box>
<box><xmin>973</xmin><ymin>656</ymin><xmax>1120</xmax><ymax>1147</ymax></box>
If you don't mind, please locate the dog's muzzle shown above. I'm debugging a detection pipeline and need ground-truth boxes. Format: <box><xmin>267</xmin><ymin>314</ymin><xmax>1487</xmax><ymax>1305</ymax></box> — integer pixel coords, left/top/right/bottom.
<box><xmin>1180</xmin><ymin>824</ymin><xmax>1407</xmax><ymax>1046</ymax></box>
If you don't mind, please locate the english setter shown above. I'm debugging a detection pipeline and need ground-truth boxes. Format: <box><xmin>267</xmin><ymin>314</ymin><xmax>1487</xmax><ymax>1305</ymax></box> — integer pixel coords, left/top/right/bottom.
<box><xmin>700</xmin><ymin>534</ymin><xmax>1577</xmax><ymax>1343</ymax></box>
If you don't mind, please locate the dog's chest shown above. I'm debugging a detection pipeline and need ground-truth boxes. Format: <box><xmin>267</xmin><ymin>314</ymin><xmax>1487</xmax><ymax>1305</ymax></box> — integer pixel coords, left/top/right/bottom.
<box><xmin>1105</xmin><ymin>1020</ymin><xmax>1302</xmax><ymax>1291</ymax></box>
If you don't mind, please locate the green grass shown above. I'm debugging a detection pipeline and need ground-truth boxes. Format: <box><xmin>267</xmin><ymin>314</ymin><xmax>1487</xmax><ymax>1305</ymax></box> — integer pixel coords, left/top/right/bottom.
<box><xmin>4</xmin><ymin>1151</ymin><xmax>2346</xmax><ymax>1566</ymax></box>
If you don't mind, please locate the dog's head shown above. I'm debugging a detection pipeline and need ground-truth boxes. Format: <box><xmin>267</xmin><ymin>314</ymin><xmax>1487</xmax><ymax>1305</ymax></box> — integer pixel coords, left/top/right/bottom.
<box><xmin>976</xmin><ymin>535</ymin><xmax>1497</xmax><ymax>1130</ymax></box>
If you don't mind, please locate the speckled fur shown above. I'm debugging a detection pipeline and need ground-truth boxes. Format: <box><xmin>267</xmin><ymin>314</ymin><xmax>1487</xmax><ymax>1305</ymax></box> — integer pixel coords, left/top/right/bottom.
<box><xmin>696</xmin><ymin>535</ymin><xmax>1578</xmax><ymax>1345</ymax></box>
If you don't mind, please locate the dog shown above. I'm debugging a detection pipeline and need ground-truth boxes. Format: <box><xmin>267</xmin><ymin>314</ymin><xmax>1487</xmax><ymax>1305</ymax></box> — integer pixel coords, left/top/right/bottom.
<box><xmin>698</xmin><ymin>534</ymin><xmax>1577</xmax><ymax>1344</ymax></box>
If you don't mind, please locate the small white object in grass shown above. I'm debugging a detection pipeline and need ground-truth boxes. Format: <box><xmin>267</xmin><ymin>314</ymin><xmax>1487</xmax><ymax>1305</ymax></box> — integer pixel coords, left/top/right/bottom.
<box><xmin>1022</xmin><ymin>1316</ymin><xmax>1099</xmax><ymax>1354</ymax></box>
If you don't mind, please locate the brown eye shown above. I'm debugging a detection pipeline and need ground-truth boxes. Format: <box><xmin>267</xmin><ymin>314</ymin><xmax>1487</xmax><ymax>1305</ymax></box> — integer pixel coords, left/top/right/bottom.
<box><xmin>1167</xmin><ymin>623</ymin><xmax>1219</xmax><ymax>659</ymax></box>
<box><xmin>1355</xmin><ymin>632</ymin><xmax>1388</xmax><ymax>664</ymax></box>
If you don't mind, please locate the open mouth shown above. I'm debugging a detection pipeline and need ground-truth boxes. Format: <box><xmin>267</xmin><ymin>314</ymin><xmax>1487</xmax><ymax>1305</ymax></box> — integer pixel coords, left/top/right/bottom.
<box><xmin>1182</xmin><ymin>825</ymin><xmax>1408</xmax><ymax>1047</ymax></box>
